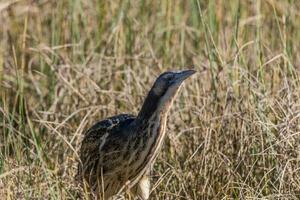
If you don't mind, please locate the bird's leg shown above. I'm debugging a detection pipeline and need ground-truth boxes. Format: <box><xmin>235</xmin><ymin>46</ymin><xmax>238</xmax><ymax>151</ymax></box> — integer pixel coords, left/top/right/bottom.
<box><xmin>130</xmin><ymin>168</ymin><xmax>151</xmax><ymax>200</ymax></box>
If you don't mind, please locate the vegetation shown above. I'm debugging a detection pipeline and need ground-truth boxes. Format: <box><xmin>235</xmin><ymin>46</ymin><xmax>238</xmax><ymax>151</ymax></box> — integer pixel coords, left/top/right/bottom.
<box><xmin>1</xmin><ymin>0</ymin><xmax>300</xmax><ymax>199</ymax></box>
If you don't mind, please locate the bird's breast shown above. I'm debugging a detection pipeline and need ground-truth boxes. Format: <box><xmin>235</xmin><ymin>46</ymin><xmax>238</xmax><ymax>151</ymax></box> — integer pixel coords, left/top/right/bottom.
<box><xmin>126</xmin><ymin>112</ymin><xmax>168</xmax><ymax>184</ymax></box>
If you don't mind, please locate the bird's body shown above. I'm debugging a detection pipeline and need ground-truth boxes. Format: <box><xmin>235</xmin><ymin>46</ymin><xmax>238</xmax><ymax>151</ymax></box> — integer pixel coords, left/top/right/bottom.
<box><xmin>77</xmin><ymin>70</ymin><xmax>195</xmax><ymax>199</ymax></box>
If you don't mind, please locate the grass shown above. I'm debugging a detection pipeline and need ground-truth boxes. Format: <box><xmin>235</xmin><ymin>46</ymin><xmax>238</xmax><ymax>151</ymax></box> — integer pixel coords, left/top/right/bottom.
<box><xmin>1</xmin><ymin>0</ymin><xmax>300</xmax><ymax>199</ymax></box>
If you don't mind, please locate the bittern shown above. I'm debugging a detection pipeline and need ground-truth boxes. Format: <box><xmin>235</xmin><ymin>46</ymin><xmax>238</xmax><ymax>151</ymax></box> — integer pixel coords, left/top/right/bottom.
<box><xmin>77</xmin><ymin>69</ymin><xmax>195</xmax><ymax>199</ymax></box>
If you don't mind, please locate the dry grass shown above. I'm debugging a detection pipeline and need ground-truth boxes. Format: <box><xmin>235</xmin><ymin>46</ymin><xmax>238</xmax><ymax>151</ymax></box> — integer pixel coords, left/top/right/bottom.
<box><xmin>1</xmin><ymin>0</ymin><xmax>300</xmax><ymax>199</ymax></box>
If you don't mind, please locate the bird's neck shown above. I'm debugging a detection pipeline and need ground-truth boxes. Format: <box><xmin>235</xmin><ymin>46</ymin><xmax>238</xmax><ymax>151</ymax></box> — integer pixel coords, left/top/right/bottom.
<box><xmin>137</xmin><ymin>91</ymin><xmax>158</xmax><ymax>121</ymax></box>
<box><xmin>136</xmin><ymin>90</ymin><xmax>171</xmax><ymax>124</ymax></box>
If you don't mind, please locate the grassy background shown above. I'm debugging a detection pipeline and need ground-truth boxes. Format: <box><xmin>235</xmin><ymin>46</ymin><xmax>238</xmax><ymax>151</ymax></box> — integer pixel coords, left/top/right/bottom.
<box><xmin>1</xmin><ymin>0</ymin><xmax>300</xmax><ymax>199</ymax></box>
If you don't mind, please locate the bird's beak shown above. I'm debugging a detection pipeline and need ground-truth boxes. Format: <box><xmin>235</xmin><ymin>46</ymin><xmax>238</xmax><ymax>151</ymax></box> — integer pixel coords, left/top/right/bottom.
<box><xmin>171</xmin><ymin>69</ymin><xmax>196</xmax><ymax>84</ymax></box>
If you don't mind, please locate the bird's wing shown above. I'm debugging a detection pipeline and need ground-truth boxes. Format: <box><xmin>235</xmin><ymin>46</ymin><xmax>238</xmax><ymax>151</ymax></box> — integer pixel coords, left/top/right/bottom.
<box><xmin>77</xmin><ymin>114</ymin><xmax>135</xmax><ymax>179</ymax></box>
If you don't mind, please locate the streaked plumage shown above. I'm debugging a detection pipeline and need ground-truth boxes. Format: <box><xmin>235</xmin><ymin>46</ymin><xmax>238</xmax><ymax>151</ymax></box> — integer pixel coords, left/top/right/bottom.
<box><xmin>76</xmin><ymin>70</ymin><xmax>195</xmax><ymax>199</ymax></box>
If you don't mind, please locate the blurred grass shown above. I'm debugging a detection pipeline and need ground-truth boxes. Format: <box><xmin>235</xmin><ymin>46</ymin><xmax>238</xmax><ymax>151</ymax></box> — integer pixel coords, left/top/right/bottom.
<box><xmin>1</xmin><ymin>0</ymin><xmax>300</xmax><ymax>199</ymax></box>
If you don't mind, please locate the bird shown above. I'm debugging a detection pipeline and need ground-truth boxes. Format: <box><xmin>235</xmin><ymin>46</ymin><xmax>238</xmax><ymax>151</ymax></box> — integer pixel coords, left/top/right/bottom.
<box><xmin>76</xmin><ymin>69</ymin><xmax>196</xmax><ymax>199</ymax></box>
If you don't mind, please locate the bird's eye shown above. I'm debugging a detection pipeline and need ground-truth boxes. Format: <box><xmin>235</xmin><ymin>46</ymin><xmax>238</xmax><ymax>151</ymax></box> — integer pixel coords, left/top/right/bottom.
<box><xmin>166</xmin><ymin>74</ymin><xmax>173</xmax><ymax>81</ymax></box>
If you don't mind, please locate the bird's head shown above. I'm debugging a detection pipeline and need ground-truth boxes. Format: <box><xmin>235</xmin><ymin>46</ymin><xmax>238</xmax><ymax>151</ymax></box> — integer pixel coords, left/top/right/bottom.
<box><xmin>138</xmin><ymin>69</ymin><xmax>196</xmax><ymax>120</ymax></box>
<box><xmin>152</xmin><ymin>69</ymin><xmax>196</xmax><ymax>97</ymax></box>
